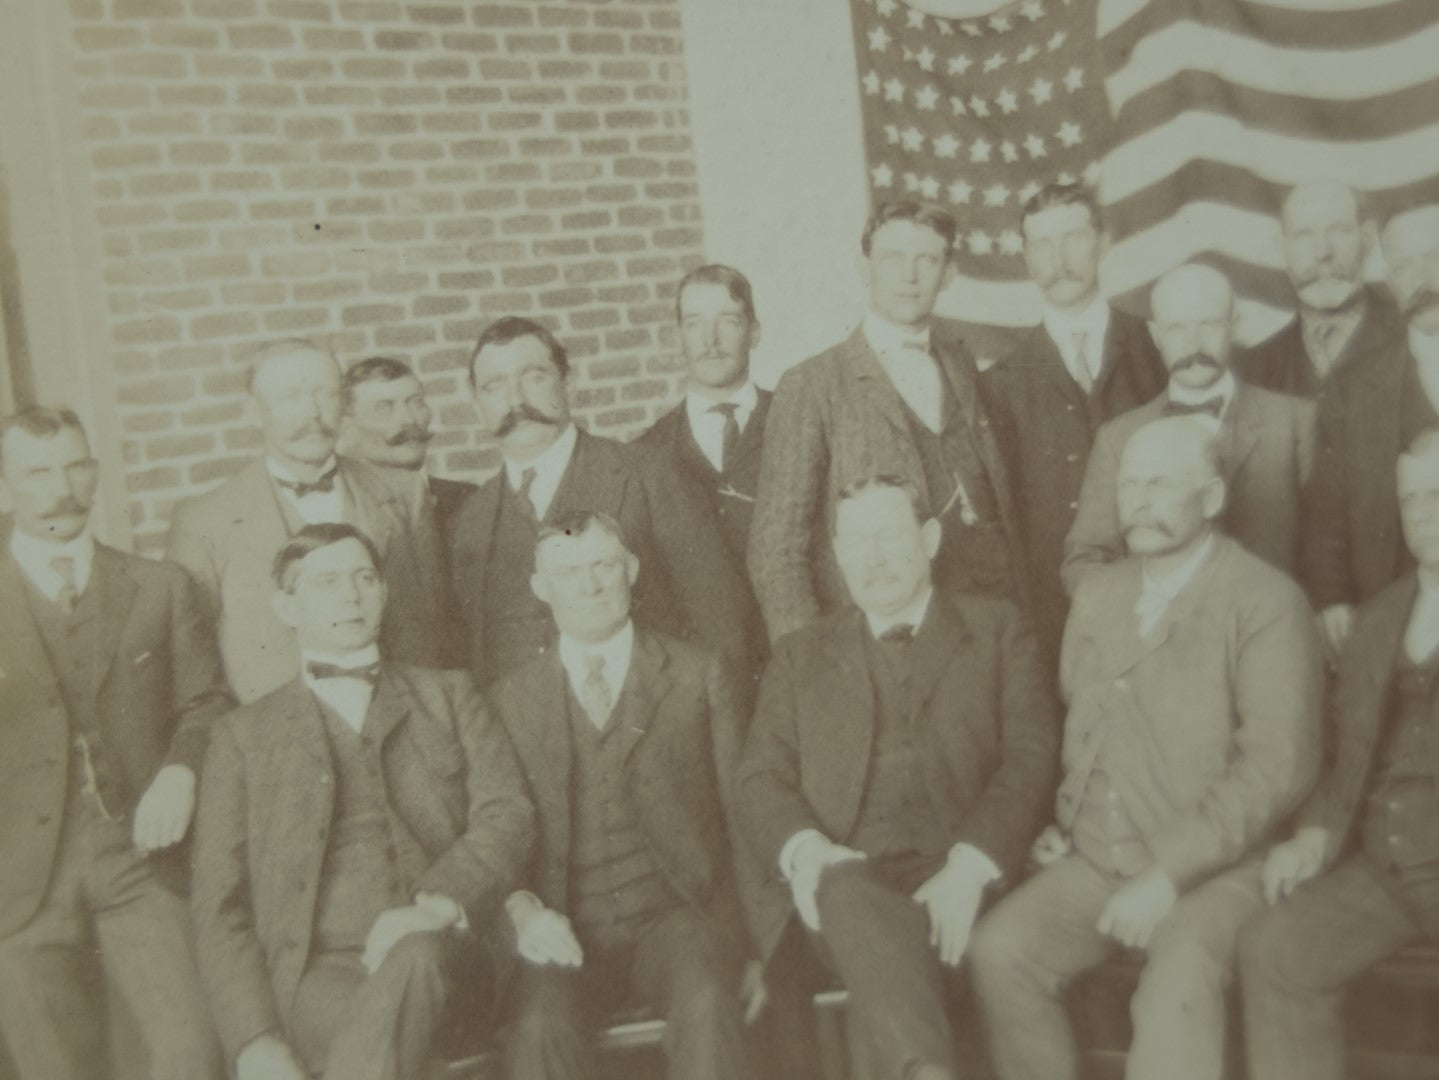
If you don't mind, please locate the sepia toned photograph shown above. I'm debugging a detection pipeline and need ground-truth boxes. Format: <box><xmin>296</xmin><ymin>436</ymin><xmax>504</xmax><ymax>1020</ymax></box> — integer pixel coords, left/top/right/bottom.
<box><xmin>1</xmin><ymin>0</ymin><xmax>1438</xmax><ymax>1077</ymax></box>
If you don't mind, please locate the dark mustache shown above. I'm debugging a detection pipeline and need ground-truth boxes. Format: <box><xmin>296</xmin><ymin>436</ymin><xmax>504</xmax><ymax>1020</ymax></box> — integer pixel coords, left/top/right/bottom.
<box><xmin>495</xmin><ymin>404</ymin><xmax>557</xmax><ymax>438</ymax></box>
<box><xmin>1124</xmin><ymin>520</ymin><xmax>1174</xmax><ymax>539</ymax></box>
<box><xmin>42</xmin><ymin>497</ymin><xmax>87</xmax><ymax>520</ymax></box>
<box><xmin>291</xmin><ymin>421</ymin><xmax>336</xmax><ymax>440</ymax></box>
<box><xmin>385</xmin><ymin>425</ymin><xmax>431</xmax><ymax>448</ymax></box>
<box><xmin>1170</xmin><ymin>352</ymin><xmax>1222</xmax><ymax>374</ymax></box>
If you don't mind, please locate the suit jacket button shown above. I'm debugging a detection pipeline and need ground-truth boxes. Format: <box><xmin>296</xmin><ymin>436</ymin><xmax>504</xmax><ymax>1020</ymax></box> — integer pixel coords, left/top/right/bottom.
<box><xmin>1068</xmin><ymin>501</ymin><xmax>1078</xmax><ymax>510</ymax></box>
<box><xmin>37</xmin><ymin>814</ymin><xmax>51</xmax><ymax>826</ymax></box>
<box><xmin>319</xmin><ymin>774</ymin><xmax>331</xmax><ymax>784</ymax></box>
<box><xmin>1066</xmin><ymin>453</ymin><xmax>1079</xmax><ymax>463</ymax></box>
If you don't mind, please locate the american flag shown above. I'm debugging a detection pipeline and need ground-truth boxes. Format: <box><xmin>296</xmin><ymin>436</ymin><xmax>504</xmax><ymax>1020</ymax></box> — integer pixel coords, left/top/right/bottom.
<box><xmin>851</xmin><ymin>0</ymin><xmax>1116</xmax><ymax>328</ymax></box>
<box><xmin>1096</xmin><ymin>0</ymin><xmax>1439</xmax><ymax>340</ymax></box>
<box><xmin>852</xmin><ymin>0</ymin><xmax>1439</xmax><ymax>341</ymax></box>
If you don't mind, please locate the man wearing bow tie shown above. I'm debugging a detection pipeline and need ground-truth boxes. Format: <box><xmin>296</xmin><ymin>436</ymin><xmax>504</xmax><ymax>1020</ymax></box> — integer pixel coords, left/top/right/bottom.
<box><xmin>749</xmin><ymin>200</ymin><xmax>1027</xmax><ymax>643</ymax></box>
<box><xmin>970</xmin><ymin>418</ymin><xmax>1322</xmax><ymax>1080</ymax></box>
<box><xmin>0</xmin><ymin>407</ymin><xmax>230</xmax><ymax>1080</ymax></box>
<box><xmin>191</xmin><ymin>522</ymin><xmax>534</xmax><ymax>1080</ymax></box>
<box><xmin>489</xmin><ymin>511</ymin><xmax>758</xmax><ymax>1080</ymax></box>
<box><xmin>738</xmin><ymin>477</ymin><xmax>1059</xmax><ymax>1080</ymax></box>
<box><xmin>1062</xmin><ymin>263</ymin><xmax>1315</xmax><ymax>594</ymax></box>
<box><xmin>167</xmin><ymin>339</ymin><xmax>445</xmax><ymax>702</ymax></box>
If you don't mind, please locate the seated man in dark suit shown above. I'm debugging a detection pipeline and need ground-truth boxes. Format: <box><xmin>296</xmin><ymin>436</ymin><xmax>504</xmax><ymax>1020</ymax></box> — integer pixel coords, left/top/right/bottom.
<box><xmin>1064</xmin><ymin>263</ymin><xmax>1314</xmax><ymax>593</ymax></box>
<box><xmin>1236</xmin><ymin>181</ymin><xmax>1399</xmax><ymax>403</ymax></box>
<box><xmin>736</xmin><ymin>476</ymin><xmax>1059</xmax><ymax>1080</ymax></box>
<box><xmin>0</xmin><ymin>407</ymin><xmax>230</xmax><ymax>1080</ymax></box>
<box><xmin>448</xmin><ymin>316</ymin><xmax>754</xmax><ymax>686</ymax></box>
<box><xmin>984</xmin><ymin>184</ymin><xmax>1167</xmax><ymax>654</ymax></box>
<box><xmin>191</xmin><ymin>522</ymin><xmax>534</xmax><ymax>1080</ymax></box>
<box><xmin>340</xmin><ymin>354</ymin><xmax>477</xmax><ymax>538</ymax></box>
<box><xmin>490</xmin><ymin>511</ymin><xmax>756</xmax><ymax>1080</ymax></box>
<box><xmin>1241</xmin><ymin>428</ymin><xmax>1439</xmax><ymax>1080</ymax></box>
<box><xmin>638</xmin><ymin>264</ymin><xmax>770</xmax><ymax>571</ymax></box>
<box><xmin>971</xmin><ymin>418</ymin><xmax>1322</xmax><ymax>1080</ymax></box>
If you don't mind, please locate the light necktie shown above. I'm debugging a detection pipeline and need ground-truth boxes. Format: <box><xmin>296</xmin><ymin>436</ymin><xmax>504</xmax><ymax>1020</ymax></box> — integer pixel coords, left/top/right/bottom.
<box><xmin>516</xmin><ymin>467</ymin><xmax>539</xmax><ymax>523</ymax></box>
<box><xmin>51</xmin><ymin>555</ymin><xmax>79</xmax><ymax>616</ymax></box>
<box><xmin>709</xmin><ymin>402</ymin><xmax>740</xmax><ymax>473</ymax></box>
<box><xmin>579</xmin><ymin>654</ymin><xmax>613</xmax><ymax>730</ymax></box>
<box><xmin>1070</xmin><ymin>329</ymin><xmax>1094</xmax><ymax>395</ymax></box>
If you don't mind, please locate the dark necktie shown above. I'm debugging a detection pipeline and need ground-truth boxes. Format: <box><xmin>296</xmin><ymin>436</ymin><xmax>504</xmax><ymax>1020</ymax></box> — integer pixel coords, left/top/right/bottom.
<box><xmin>306</xmin><ymin>660</ymin><xmax>381</xmax><ymax>684</ymax></box>
<box><xmin>878</xmin><ymin>623</ymin><xmax>915</xmax><ymax>644</ymax></box>
<box><xmin>50</xmin><ymin>555</ymin><xmax>79</xmax><ymax>616</ymax></box>
<box><xmin>276</xmin><ymin>465</ymin><xmax>338</xmax><ymax>499</ymax></box>
<box><xmin>515</xmin><ymin>466</ymin><xmax>539</xmax><ymax>524</ymax></box>
<box><xmin>1163</xmin><ymin>396</ymin><xmax>1224</xmax><ymax>419</ymax></box>
<box><xmin>1070</xmin><ymin>329</ymin><xmax>1094</xmax><ymax>395</ymax></box>
<box><xmin>709</xmin><ymin>402</ymin><xmax>740</xmax><ymax>473</ymax></box>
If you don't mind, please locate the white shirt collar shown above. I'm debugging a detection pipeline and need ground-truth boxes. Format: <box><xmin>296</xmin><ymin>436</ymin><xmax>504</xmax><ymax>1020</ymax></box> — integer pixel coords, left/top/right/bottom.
<box><xmin>1410</xmin><ymin>326</ymin><xmax>1439</xmax><ymax>367</ymax></box>
<box><xmin>685</xmin><ymin>380</ymin><xmax>758</xmax><ymax>427</ymax></box>
<box><xmin>9</xmin><ymin>527</ymin><xmax>96</xmax><ymax>602</ymax></box>
<box><xmin>863</xmin><ymin>310</ymin><xmax>931</xmax><ymax>357</ymax></box>
<box><xmin>503</xmin><ymin>422</ymin><xmax>578</xmax><ymax>522</ymax></box>
<box><xmin>267</xmin><ymin>455</ymin><xmax>338</xmax><ymax>485</ymax></box>
<box><xmin>1141</xmin><ymin>532</ymin><xmax>1215</xmax><ymax>605</ymax></box>
<box><xmin>864</xmin><ymin>587</ymin><xmax>934</xmax><ymax>640</ymax></box>
<box><xmin>558</xmin><ymin>620</ymin><xmax>635</xmax><ymax>713</ymax></box>
<box><xmin>1042</xmin><ymin>297</ymin><xmax>1110</xmax><ymax>381</ymax></box>
<box><xmin>1168</xmin><ymin>369</ymin><xmax>1237</xmax><ymax>418</ymax></box>
<box><xmin>301</xmin><ymin>643</ymin><xmax>381</xmax><ymax>734</ymax></box>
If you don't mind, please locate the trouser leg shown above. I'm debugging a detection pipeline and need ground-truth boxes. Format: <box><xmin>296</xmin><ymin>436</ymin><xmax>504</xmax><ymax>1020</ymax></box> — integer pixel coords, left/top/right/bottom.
<box><xmin>504</xmin><ymin>963</ymin><xmax>588</xmax><ymax>1080</ymax></box>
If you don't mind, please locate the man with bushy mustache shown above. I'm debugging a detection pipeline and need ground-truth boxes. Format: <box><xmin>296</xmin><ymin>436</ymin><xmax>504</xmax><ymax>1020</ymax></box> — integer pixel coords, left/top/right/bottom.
<box><xmin>446</xmin><ymin>316</ymin><xmax>754</xmax><ymax>687</ymax></box>
<box><xmin>1304</xmin><ymin>205</ymin><xmax>1439</xmax><ymax>660</ymax></box>
<box><xmin>168</xmin><ymin>339</ymin><xmax>445</xmax><ymax>702</ymax></box>
<box><xmin>1237</xmin><ymin>181</ymin><xmax>1399</xmax><ymax>402</ymax></box>
<box><xmin>1062</xmin><ymin>264</ymin><xmax>1315</xmax><ymax>593</ymax></box>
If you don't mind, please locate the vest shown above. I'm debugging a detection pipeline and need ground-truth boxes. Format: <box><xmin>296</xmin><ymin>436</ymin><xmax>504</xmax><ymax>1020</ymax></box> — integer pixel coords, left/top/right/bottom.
<box><xmin>901</xmin><ymin>380</ymin><xmax>1011</xmax><ymax>599</ymax></box>
<box><xmin>481</xmin><ymin>483</ymin><xmax>553</xmax><ymax>680</ymax></box>
<box><xmin>1362</xmin><ymin>650</ymin><xmax>1439</xmax><ymax>874</ymax></box>
<box><xmin>311</xmin><ymin>703</ymin><xmax>419</xmax><ymax>953</ymax></box>
<box><xmin>1069</xmin><ymin>703</ymin><xmax>1151</xmax><ymax>877</ymax></box>
<box><xmin>847</xmin><ymin>631</ymin><xmax>949</xmax><ymax>859</ymax></box>
<box><xmin>565</xmin><ymin>681</ymin><xmax>679</xmax><ymax>943</ymax></box>
<box><xmin>25</xmin><ymin>574</ymin><xmax>125</xmax><ymax>818</ymax></box>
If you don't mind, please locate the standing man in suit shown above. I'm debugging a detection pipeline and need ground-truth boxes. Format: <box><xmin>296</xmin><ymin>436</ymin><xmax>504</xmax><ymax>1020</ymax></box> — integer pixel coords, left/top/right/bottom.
<box><xmin>1063</xmin><ymin>263</ymin><xmax>1314</xmax><ymax>592</ymax></box>
<box><xmin>984</xmin><ymin>184</ymin><xmax>1167</xmax><ymax>653</ymax></box>
<box><xmin>167</xmin><ymin>338</ymin><xmax>444</xmax><ymax>703</ymax></box>
<box><xmin>970</xmin><ymin>417</ymin><xmax>1323</xmax><ymax>1080</ymax></box>
<box><xmin>340</xmin><ymin>354</ymin><xmax>477</xmax><ymax>538</ymax></box>
<box><xmin>192</xmin><ymin>522</ymin><xmax>534</xmax><ymax>1080</ymax></box>
<box><xmin>1236</xmin><ymin>181</ymin><xmax>1399</xmax><ymax>402</ymax></box>
<box><xmin>491</xmin><ymin>511</ymin><xmax>756</xmax><ymax>1080</ymax></box>
<box><xmin>737</xmin><ymin>477</ymin><xmax>1058</xmax><ymax>1080</ymax></box>
<box><xmin>749</xmin><ymin>200</ymin><xmax>1026</xmax><ymax>643</ymax></box>
<box><xmin>1241</xmin><ymin>429</ymin><xmax>1439</xmax><ymax>1080</ymax></box>
<box><xmin>638</xmin><ymin>265</ymin><xmax>770</xmax><ymax>569</ymax></box>
<box><xmin>0</xmin><ymin>407</ymin><xmax>229</xmax><ymax>1080</ymax></box>
<box><xmin>1304</xmin><ymin>204</ymin><xmax>1439</xmax><ymax>659</ymax></box>
<box><xmin>448</xmin><ymin>316</ymin><xmax>753</xmax><ymax>687</ymax></box>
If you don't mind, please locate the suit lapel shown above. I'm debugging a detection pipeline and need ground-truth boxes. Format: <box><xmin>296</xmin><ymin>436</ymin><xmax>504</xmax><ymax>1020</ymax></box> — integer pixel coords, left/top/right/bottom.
<box><xmin>909</xmin><ymin>595</ymin><xmax>964</xmax><ymax>720</ymax></box>
<box><xmin>363</xmin><ymin>666</ymin><xmax>412</xmax><ymax>748</ymax></box>
<box><xmin>728</xmin><ymin>390</ymin><xmax>771</xmax><ymax>477</ymax></box>
<box><xmin>89</xmin><ymin>546</ymin><xmax>139</xmax><ymax>693</ymax></box>
<box><xmin>548</xmin><ymin>432</ymin><xmax>626</xmax><ymax>524</ymax></box>
<box><xmin>617</xmin><ymin>630</ymin><xmax>670</xmax><ymax>767</ymax></box>
<box><xmin>230</xmin><ymin>458</ymin><xmax>293</xmax><ymax>553</ymax></box>
<box><xmin>1218</xmin><ymin>382</ymin><xmax>1264</xmax><ymax>477</ymax></box>
<box><xmin>521</xmin><ymin>655</ymin><xmax>574</xmax><ymax>864</ymax></box>
<box><xmin>847</xmin><ymin>331</ymin><xmax>918</xmax><ymax>440</ymax></box>
<box><xmin>814</xmin><ymin>612</ymin><xmax>879</xmax><ymax>826</ymax></box>
<box><xmin>0</xmin><ymin>554</ymin><xmax>58</xmax><ymax>691</ymax></box>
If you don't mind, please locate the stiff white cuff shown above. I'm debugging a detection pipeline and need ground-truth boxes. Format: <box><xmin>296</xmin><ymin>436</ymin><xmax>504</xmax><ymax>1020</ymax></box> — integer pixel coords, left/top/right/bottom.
<box><xmin>948</xmin><ymin>842</ymin><xmax>1002</xmax><ymax>884</ymax></box>
<box><xmin>779</xmin><ymin>829</ymin><xmax>828</xmax><ymax>880</ymax></box>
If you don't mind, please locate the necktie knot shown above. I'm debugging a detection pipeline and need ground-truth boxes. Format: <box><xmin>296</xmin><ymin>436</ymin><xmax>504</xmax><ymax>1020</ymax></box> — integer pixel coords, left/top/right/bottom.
<box><xmin>277</xmin><ymin>466</ymin><xmax>337</xmax><ymax>499</ymax></box>
<box><xmin>709</xmin><ymin>402</ymin><xmax>741</xmax><ymax>472</ymax></box>
<box><xmin>50</xmin><ymin>555</ymin><xmax>80</xmax><ymax>615</ymax></box>
<box><xmin>579</xmin><ymin>654</ymin><xmax>613</xmax><ymax>729</ymax></box>
<box><xmin>1070</xmin><ymin>329</ymin><xmax>1094</xmax><ymax>394</ymax></box>
<box><xmin>307</xmin><ymin>660</ymin><xmax>381</xmax><ymax>684</ymax></box>
<box><xmin>878</xmin><ymin>623</ymin><xmax>915</xmax><ymax>644</ymax></box>
<box><xmin>1163</xmin><ymin>396</ymin><xmax>1224</xmax><ymax>419</ymax></box>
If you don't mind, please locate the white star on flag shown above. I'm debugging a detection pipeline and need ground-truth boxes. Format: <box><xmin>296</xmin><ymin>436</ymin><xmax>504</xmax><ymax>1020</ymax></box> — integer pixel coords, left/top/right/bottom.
<box><xmin>1064</xmin><ymin>67</ymin><xmax>1085</xmax><ymax>92</ymax></box>
<box><xmin>869</xmin><ymin>26</ymin><xmax>890</xmax><ymax>52</ymax></box>
<box><xmin>989</xmin><ymin>14</ymin><xmax>1011</xmax><ymax>32</ymax></box>
<box><xmin>884</xmin><ymin>124</ymin><xmax>900</xmax><ymax>143</ymax></box>
<box><xmin>984</xmin><ymin>183</ymin><xmax>1010</xmax><ymax>206</ymax></box>
<box><xmin>1017</xmin><ymin>45</ymin><xmax>1039</xmax><ymax>64</ymax></box>
<box><xmin>920</xmin><ymin>175</ymin><xmax>940</xmax><ymax>199</ymax></box>
<box><xmin>885</xmin><ymin>77</ymin><xmax>906</xmax><ymax>102</ymax></box>
<box><xmin>872</xmin><ymin>163</ymin><xmax>894</xmax><ymax>187</ymax></box>
<box><xmin>960</xmin><ymin>21</ymin><xmax>982</xmax><ymax>37</ymax></box>
<box><xmin>933</xmin><ymin>133</ymin><xmax>961</xmax><ymax>158</ymax></box>
<box><xmin>907</xmin><ymin>8</ymin><xmax>926</xmax><ymax>29</ymax></box>
<box><xmin>948</xmin><ymin>179</ymin><xmax>974</xmax><ymax>204</ymax></box>
<box><xmin>901</xmin><ymin>126</ymin><xmax>925</xmax><ymax>151</ymax></box>
<box><xmin>1000</xmin><ymin>141</ymin><xmax>1020</xmax><ymax>162</ymax></box>
<box><xmin>1024</xmin><ymin>133</ymin><xmax>1047</xmax><ymax>158</ymax></box>
<box><xmin>996</xmin><ymin>89</ymin><xmax>1020</xmax><ymax>114</ymax></box>
<box><xmin>1018</xmin><ymin>181</ymin><xmax>1043</xmax><ymax>203</ymax></box>
<box><xmin>903</xmin><ymin>172</ymin><xmax>920</xmax><ymax>192</ymax></box>
<box><xmin>970</xmin><ymin>96</ymin><xmax>991</xmax><ymax>117</ymax></box>
<box><xmin>1030</xmin><ymin>78</ymin><xmax>1054</xmax><ymax>105</ymax></box>
<box><xmin>999</xmin><ymin>230</ymin><xmax>1025</xmax><ymax>255</ymax></box>
<box><xmin>1083</xmin><ymin>161</ymin><xmax>1103</xmax><ymax>185</ymax></box>
<box><xmin>916</xmin><ymin>46</ymin><xmax>936</xmax><ymax>72</ymax></box>
<box><xmin>1020</xmin><ymin>0</ymin><xmax>1045</xmax><ymax>20</ymax></box>
<box><xmin>983</xmin><ymin>53</ymin><xmax>1008</xmax><ymax>74</ymax></box>
<box><xmin>1048</xmin><ymin>31</ymin><xmax>1068</xmax><ymax>50</ymax></box>
<box><xmin>968</xmin><ymin>231</ymin><xmax>995</xmax><ymax>255</ymax></box>
<box><xmin>876</xmin><ymin>0</ymin><xmax>897</xmax><ymax>13</ymax></box>
<box><xmin>936</xmin><ymin>20</ymin><xmax>954</xmax><ymax>36</ymax></box>
<box><xmin>863</xmin><ymin>71</ymin><xmax>881</xmax><ymax>95</ymax></box>
<box><xmin>949</xmin><ymin>96</ymin><xmax>968</xmax><ymax>115</ymax></box>
<box><xmin>948</xmin><ymin>54</ymin><xmax>973</xmax><ymax>76</ymax></box>
<box><xmin>970</xmin><ymin>137</ymin><xmax>992</xmax><ymax>162</ymax></box>
<box><xmin>915</xmin><ymin>85</ymin><xmax>940</xmax><ymax>110</ymax></box>
<box><xmin>1057</xmin><ymin>121</ymin><xmax>1083</xmax><ymax>147</ymax></box>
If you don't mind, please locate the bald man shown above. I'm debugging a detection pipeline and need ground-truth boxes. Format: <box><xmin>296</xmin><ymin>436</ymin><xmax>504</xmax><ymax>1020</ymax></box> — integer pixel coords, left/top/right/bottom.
<box><xmin>970</xmin><ymin>417</ymin><xmax>1323</xmax><ymax>1080</ymax></box>
<box><xmin>1304</xmin><ymin>205</ymin><xmax>1439</xmax><ymax>660</ymax></box>
<box><xmin>1236</xmin><ymin>181</ymin><xmax>1399</xmax><ymax>402</ymax></box>
<box><xmin>168</xmin><ymin>339</ymin><xmax>444</xmax><ymax>702</ymax></box>
<box><xmin>1063</xmin><ymin>263</ymin><xmax>1315</xmax><ymax>594</ymax></box>
<box><xmin>1242</xmin><ymin>429</ymin><xmax>1439</xmax><ymax>1080</ymax></box>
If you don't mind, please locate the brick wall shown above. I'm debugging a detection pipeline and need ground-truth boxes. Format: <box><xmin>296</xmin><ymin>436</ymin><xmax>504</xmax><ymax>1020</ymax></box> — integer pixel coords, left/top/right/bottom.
<box><xmin>64</xmin><ymin>0</ymin><xmax>704</xmax><ymax>553</ymax></box>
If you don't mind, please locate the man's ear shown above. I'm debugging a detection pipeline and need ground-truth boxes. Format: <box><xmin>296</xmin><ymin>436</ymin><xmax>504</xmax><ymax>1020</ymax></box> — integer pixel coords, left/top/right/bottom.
<box><xmin>272</xmin><ymin>586</ymin><xmax>300</xmax><ymax>631</ymax></box>
<box><xmin>530</xmin><ymin>570</ymin><xmax>551</xmax><ymax>606</ymax></box>
<box><xmin>747</xmin><ymin>319</ymin><xmax>763</xmax><ymax>353</ymax></box>
<box><xmin>920</xmin><ymin>517</ymin><xmax>942</xmax><ymax>559</ymax></box>
<box><xmin>624</xmin><ymin>551</ymin><xmax>640</xmax><ymax>587</ymax></box>
<box><xmin>1201</xmin><ymin>476</ymin><xmax>1227</xmax><ymax>522</ymax></box>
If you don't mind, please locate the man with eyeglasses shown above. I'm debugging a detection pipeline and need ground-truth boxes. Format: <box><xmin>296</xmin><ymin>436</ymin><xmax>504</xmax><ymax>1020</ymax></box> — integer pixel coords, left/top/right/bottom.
<box><xmin>168</xmin><ymin>338</ymin><xmax>445</xmax><ymax>703</ymax></box>
<box><xmin>191</xmin><ymin>522</ymin><xmax>534</xmax><ymax>1080</ymax></box>
<box><xmin>0</xmin><ymin>406</ymin><xmax>230</xmax><ymax>1080</ymax></box>
<box><xmin>490</xmin><ymin>510</ymin><xmax>759</xmax><ymax>1080</ymax></box>
<box><xmin>1063</xmin><ymin>264</ymin><xmax>1315</xmax><ymax>594</ymax></box>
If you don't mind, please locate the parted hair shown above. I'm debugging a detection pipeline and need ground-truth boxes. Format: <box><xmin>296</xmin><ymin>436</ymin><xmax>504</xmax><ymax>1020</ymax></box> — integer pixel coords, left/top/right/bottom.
<box><xmin>273</xmin><ymin>522</ymin><xmax>383</xmax><ymax>591</ymax></box>
<box><xmin>1019</xmin><ymin>183</ymin><xmax>1104</xmax><ymax>235</ymax></box>
<box><xmin>861</xmin><ymin>200</ymin><xmax>958</xmax><ymax>256</ymax></box>
<box><xmin>341</xmin><ymin>356</ymin><xmax>419</xmax><ymax>407</ymax></box>
<box><xmin>675</xmin><ymin>264</ymin><xmax>757</xmax><ymax>324</ymax></box>
<box><xmin>0</xmin><ymin>406</ymin><xmax>88</xmax><ymax>464</ymax></box>
<box><xmin>243</xmin><ymin>337</ymin><xmax>338</xmax><ymax>394</ymax></box>
<box><xmin>832</xmin><ymin>474</ymin><xmax>931</xmax><ymax>534</ymax></box>
<box><xmin>536</xmin><ymin>509</ymin><xmax>633</xmax><ymax>557</ymax></box>
<box><xmin>469</xmin><ymin>316</ymin><xmax>569</xmax><ymax>384</ymax></box>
